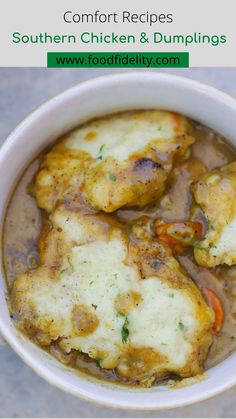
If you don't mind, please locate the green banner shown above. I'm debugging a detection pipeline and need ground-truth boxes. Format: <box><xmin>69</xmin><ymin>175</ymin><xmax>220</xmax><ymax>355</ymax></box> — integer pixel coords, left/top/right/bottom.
<box><xmin>47</xmin><ymin>52</ymin><xmax>189</xmax><ymax>68</ymax></box>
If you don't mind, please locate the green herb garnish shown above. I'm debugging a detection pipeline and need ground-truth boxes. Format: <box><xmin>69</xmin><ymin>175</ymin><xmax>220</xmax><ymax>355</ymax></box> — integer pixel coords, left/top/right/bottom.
<box><xmin>96</xmin><ymin>144</ymin><xmax>105</xmax><ymax>161</ymax></box>
<box><xmin>97</xmin><ymin>358</ymin><xmax>104</xmax><ymax>367</ymax></box>
<box><xmin>121</xmin><ymin>317</ymin><xmax>129</xmax><ymax>344</ymax></box>
<box><xmin>178</xmin><ymin>321</ymin><xmax>187</xmax><ymax>332</ymax></box>
<box><xmin>108</xmin><ymin>172</ymin><xmax>116</xmax><ymax>181</ymax></box>
<box><xmin>117</xmin><ymin>311</ymin><xmax>125</xmax><ymax>318</ymax></box>
<box><xmin>168</xmin><ymin>292</ymin><xmax>175</xmax><ymax>298</ymax></box>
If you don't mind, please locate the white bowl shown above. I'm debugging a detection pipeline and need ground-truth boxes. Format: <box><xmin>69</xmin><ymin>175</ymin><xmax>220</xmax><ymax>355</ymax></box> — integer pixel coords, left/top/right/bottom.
<box><xmin>1</xmin><ymin>72</ymin><xmax>236</xmax><ymax>410</ymax></box>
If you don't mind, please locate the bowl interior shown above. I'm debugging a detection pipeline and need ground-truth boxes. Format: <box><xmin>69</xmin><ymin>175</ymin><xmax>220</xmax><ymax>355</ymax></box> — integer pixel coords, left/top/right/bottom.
<box><xmin>1</xmin><ymin>73</ymin><xmax>236</xmax><ymax>409</ymax></box>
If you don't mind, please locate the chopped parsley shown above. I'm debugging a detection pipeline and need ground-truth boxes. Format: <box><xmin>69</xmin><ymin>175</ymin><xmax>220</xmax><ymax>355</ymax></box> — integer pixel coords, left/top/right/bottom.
<box><xmin>121</xmin><ymin>317</ymin><xmax>129</xmax><ymax>344</ymax></box>
<box><xmin>97</xmin><ymin>358</ymin><xmax>104</xmax><ymax>367</ymax></box>
<box><xmin>178</xmin><ymin>321</ymin><xmax>187</xmax><ymax>332</ymax></box>
<box><xmin>96</xmin><ymin>144</ymin><xmax>105</xmax><ymax>161</ymax></box>
<box><xmin>168</xmin><ymin>292</ymin><xmax>175</xmax><ymax>298</ymax></box>
<box><xmin>108</xmin><ymin>172</ymin><xmax>116</xmax><ymax>181</ymax></box>
<box><xmin>60</xmin><ymin>269</ymin><xmax>67</xmax><ymax>274</ymax></box>
<box><xmin>117</xmin><ymin>311</ymin><xmax>125</xmax><ymax>318</ymax></box>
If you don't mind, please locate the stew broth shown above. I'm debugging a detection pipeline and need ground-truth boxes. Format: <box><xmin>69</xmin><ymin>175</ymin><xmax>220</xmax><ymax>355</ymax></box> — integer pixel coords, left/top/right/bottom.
<box><xmin>4</xmin><ymin>120</ymin><xmax>236</xmax><ymax>384</ymax></box>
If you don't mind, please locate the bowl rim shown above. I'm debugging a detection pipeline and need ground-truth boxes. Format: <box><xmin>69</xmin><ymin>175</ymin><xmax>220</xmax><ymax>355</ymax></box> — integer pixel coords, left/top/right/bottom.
<box><xmin>1</xmin><ymin>71</ymin><xmax>236</xmax><ymax>410</ymax></box>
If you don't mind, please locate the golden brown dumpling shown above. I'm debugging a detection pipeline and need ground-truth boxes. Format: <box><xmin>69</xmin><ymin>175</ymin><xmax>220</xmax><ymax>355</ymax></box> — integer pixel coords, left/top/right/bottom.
<box><xmin>31</xmin><ymin>111</ymin><xmax>194</xmax><ymax>213</ymax></box>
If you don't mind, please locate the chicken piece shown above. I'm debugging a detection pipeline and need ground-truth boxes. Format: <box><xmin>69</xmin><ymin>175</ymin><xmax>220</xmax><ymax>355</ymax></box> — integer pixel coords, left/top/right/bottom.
<box><xmin>31</xmin><ymin>111</ymin><xmax>195</xmax><ymax>213</ymax></box>
<box><xmin>12</xmin><ymin>206</ymin><xmax>213</xmax><ymax>386</ymax></box>
<box><xmin>193</xmin><ymin>162</ymin><xmax>236</xmax><ymax>268</ymax></box>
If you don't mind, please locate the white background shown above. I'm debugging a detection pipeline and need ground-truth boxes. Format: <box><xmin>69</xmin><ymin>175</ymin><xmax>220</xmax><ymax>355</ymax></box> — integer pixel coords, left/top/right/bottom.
<box><xmin>0</xmin><ymin>0</ymin><xmax>235</xmax><ymax>66</ymax></box>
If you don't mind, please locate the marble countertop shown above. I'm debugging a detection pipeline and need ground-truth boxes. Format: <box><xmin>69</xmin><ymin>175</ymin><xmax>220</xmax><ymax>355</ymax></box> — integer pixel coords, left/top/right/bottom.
<box><xmin>0</xmin><ymin>67</ymin><xmax>236</xmax><ymax>418</ymax></box>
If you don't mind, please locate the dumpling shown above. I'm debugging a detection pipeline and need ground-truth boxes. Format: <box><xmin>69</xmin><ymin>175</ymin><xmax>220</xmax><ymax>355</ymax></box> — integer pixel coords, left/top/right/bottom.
<box><xmin>12</xmin><ymin>205</ymin><xmax>214</xmax><ymax>386</ymax></box>
<box><xmin>31</xmin><ymin>111</ymin><xmax>194</xmax><ymax>213</ymax></box>
<box><xmin>193</xmin><ymin>162</ymin><xmax>236</xmax><ymax>268</ymax></box>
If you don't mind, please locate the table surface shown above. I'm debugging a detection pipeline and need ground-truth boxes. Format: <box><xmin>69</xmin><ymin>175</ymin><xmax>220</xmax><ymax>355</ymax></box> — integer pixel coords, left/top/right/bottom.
<box><xmin>0</xmin><ymin>67</ymin><xmax>236</xmax><ymax>418</ymax></box>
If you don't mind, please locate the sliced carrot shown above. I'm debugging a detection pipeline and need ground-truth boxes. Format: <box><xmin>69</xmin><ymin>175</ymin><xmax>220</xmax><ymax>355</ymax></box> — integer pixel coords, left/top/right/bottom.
<box><xmin>158</xmin><ymin>234</ymin><xmax>185</xmax><ymax>255</ymax></box>
<box><xmin>158</xmin><ymin>234</ymin><xmax>180</xmax><ymax>246</ymax></box>
<box><xmin>156</xmin><ymin>224</ymin><xmax>171</xmax><ymax>236</ymax></box>
<box><xmin>202</xmin><ymin>287</ymin><xmax>224</xmax><ymax>335</ymax></box>
<box><xmin>156</xmin><ymin>221</ymin><xmax>203</xmax><ymax>237</ymax></box>
<box><xmin>187</xmin><ymin>221</ymin><xmax>203</xmax><ymax>237</ymax></box>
